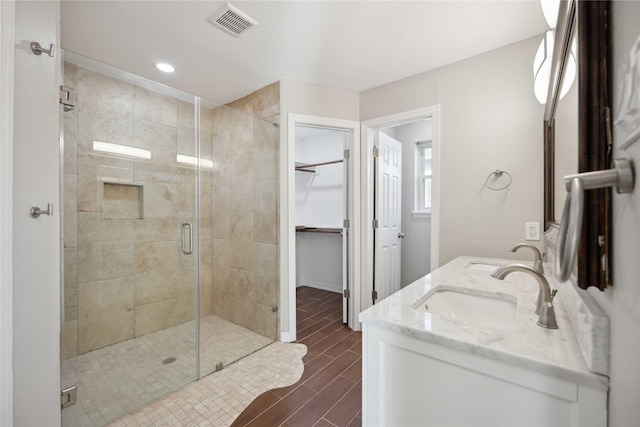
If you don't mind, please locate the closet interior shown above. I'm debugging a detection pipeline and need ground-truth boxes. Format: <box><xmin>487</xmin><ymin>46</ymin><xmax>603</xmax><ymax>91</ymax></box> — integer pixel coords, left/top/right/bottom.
<box><xmin>294</xmin><ymin>125</ymin><xmax>349</xmax><ymax>320</ymax></box>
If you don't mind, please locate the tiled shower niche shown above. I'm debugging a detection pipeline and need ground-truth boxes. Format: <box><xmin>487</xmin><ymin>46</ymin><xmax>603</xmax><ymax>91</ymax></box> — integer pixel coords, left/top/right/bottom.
<box><xmin>102</xmin><ymin>183</ymin><xmax>144</xmax><ymax>220</ymax></box>
<box><xmin>61</xmin><ymin>59</ymin><xmax>280</xmax><ymax>426</ymax></box>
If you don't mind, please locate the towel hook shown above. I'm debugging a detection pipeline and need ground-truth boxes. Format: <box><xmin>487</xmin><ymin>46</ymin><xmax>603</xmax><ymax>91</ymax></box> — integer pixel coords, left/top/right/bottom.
<box><xmin>30</xmin><ymin>42</ymin><xmax>55</xmax><ymax>57</ymax></box>
<box><xmin>485</xmin><ymin>169</ymin><xmax>512</xmax><ymax>190</ymax></box>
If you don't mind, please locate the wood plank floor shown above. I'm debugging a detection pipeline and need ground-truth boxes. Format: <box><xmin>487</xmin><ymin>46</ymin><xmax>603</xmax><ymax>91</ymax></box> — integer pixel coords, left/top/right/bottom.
<box><xmin>231</xmin><ymin>287</ymin><xmax>362</xmax><ymax>427</ymax></box>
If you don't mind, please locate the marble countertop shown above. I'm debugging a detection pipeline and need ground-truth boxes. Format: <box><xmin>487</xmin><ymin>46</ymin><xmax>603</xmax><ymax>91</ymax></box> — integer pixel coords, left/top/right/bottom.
<box><xmin>359</xmin><ymin>256</ymin><xmax>609</xmax><ymax>390</ymax></box>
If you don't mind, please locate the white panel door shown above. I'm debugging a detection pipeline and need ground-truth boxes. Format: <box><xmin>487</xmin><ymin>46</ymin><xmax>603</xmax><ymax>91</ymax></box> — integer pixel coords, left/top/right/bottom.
<box><xmin>374</xmin><ymin>133</ymin><xmax>402</xmax><ymax>303</ymax></box>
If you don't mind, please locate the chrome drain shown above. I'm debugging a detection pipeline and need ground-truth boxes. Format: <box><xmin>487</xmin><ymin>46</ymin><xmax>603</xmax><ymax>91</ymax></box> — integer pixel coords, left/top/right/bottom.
<box><xmin>162</xmin><ymin>357</ymin><xmax>177</xmax><ymax>365</ymax></box>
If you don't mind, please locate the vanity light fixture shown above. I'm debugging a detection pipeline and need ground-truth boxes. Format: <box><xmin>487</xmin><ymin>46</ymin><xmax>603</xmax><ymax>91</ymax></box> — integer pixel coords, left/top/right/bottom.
<box><xmin>92</xmin><ymin>141</ymin><xmax>151</xmax><ymax>160</ymax></box>
<box><xmin>155</xmin><ymin>62</ymin><xmax>175</xmax><ymax>73</ymax></box>
<box><xmin>533</xmin><ymin>30</ymin><xmax>576</xmax><ymax>104</ymax></box>
<box><xmin>176</xmin><ymin>154</ymin><xmax>213</xmax><ymax>169</ymax></box>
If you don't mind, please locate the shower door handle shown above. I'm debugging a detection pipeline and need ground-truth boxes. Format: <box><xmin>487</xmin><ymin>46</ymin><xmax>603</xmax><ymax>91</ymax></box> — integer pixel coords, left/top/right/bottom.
<box><xmin>181</xmin><ymin>222</ymin><xmax>193</xmax><ymax>255</ymax></box>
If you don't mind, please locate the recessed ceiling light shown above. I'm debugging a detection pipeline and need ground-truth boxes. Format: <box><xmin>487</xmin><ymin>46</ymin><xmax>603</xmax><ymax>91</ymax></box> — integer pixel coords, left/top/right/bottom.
<box><xmin>155</xmin><ymin>62</ymin><xmax>175</xmax><ymax>73</ymax></box>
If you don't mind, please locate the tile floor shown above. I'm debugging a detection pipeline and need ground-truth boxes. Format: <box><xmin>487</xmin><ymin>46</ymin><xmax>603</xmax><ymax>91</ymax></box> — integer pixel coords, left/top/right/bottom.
<box><xmin>108</xmin><ymin>341</ymin><xmax>306</xmax><ymax>426</ymax></box>
<box><xmin>63</xmin><ymin>314</ymin><xmax>274</xmax><ymax>427</ymax></box>
<box><xmin>65</xmin><ymin>287</ymin><xmax>362</xmax><ymax>427</ymax></box>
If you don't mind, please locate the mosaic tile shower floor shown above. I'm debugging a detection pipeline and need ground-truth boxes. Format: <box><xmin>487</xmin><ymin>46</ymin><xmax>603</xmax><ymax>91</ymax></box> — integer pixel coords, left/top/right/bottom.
<box><xmin>62</xmin><ymin>315</ymin><xmax>294</xmax><ymax>427</ymax></box>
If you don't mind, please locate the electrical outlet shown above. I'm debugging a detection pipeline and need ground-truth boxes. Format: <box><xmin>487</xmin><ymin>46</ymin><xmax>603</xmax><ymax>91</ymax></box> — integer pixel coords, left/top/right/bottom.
<box><xmin>525</xmin><ymin>222</ymin><xmax>540</xmax><ymax>241</ymax></box>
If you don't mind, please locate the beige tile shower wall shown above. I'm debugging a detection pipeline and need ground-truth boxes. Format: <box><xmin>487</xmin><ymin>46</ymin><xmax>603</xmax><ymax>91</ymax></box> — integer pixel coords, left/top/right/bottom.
<box><xmin>63</xmin><ymin>63</ymin><xmax>212</xmax><ymax>357</ymax></box>
<box><xmin>210</xmin><ymin>83</ymin><xmax>280</xmax><ymax>340</ymax></box>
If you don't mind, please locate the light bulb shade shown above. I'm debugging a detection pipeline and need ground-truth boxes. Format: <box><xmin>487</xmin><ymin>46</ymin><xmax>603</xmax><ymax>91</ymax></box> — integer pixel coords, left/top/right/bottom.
<box><xmin>533</xmin><ymin>31</ymin><xmax>576</xmax><ymax>104</ymax></box>
<box><xmin>533</xmin><ymin>31</ymin><xmax>554</xmax><ymax>104</ymax></box>
<box><xmin>540</xmin><ymin>0</ymin><xmax>560</xmax><ymax>29</ymax></box>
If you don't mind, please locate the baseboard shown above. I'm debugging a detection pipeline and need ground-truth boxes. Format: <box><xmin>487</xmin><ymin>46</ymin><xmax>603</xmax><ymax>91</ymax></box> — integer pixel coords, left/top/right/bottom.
<box><xmin>280</xmin><ymin>332</ymin><xmax>295</xmax><ymax>343</ymax></box>
<box><xmin>297</xmin><ymin>280</ymin><xmax>341</xmax><ymax>294</ymax></box>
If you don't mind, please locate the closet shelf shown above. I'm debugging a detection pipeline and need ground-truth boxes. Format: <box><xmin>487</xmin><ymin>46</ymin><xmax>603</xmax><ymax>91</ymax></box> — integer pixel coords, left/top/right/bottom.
<box><xmin>295</xmin><ymin>159</ymin><xmax>343</xmax><ymax>173</ymax></box>
<box><xmin>295</xmin><ymin>226</ymin><xmax>342</xmax><ymax>234</ymax></box>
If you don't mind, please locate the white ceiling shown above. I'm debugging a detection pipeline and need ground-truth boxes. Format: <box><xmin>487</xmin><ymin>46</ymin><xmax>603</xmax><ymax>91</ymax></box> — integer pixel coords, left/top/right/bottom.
<box><xmin>61</xmin><ymin>1</ymin><xmax>548</xmax><ymax>104</ymax></box>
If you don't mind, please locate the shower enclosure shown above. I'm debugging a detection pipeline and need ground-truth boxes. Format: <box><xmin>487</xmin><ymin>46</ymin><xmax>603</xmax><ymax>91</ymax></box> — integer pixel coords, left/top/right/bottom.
<box><xmin>60</xmin><ymin>52</ymin><xmax>279</xmax><ymax>426</ymax></box>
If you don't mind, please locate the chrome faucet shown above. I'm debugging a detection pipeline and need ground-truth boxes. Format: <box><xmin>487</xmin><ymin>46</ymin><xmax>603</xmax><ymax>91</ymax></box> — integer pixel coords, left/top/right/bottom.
<box><xmin>490</xmin><ymin>263</ymin><xmax>558</xmax><ymax>329</ymax></box>
<box><xmin>508</xmin><ymin>242</ymin><xmax>544</xmax><ymax>274</ymax></box>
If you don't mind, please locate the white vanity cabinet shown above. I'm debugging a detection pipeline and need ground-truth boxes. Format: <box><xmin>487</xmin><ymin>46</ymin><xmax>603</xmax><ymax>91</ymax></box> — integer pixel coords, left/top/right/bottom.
<box><xmin>360</xmin><ymin>256</ymin><xmax>609</xmax><ymax>427</ymax></box>
<box><xmin>363</xmin><ymin>323</ymin><xmax>607</xmax><ymax>427</ymax></box>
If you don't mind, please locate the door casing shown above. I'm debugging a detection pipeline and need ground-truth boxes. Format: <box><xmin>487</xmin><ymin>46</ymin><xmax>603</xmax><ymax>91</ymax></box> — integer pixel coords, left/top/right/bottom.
<box><xmin>361</xmin><ymin>105</ymin><xmax>441</xmax><ymax>313</ymax></box>
<box><xmin>283</xmin><ymin>114</ymin><xmax>361</xmax><ymax>340</ymax></box>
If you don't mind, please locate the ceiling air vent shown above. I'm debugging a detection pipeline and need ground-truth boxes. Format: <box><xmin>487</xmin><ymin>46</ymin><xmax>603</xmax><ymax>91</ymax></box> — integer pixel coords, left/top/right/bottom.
<box><xmin>209</xmin><ymin>3</ymin><xmax>259</xmax><ymax>37</ymax></box>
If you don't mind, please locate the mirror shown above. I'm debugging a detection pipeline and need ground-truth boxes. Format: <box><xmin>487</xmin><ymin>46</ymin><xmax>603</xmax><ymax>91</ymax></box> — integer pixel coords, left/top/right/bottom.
<box><xmin>544</xmin><ymin>0</ymin><xmax>610</xmax><ymax>290</ymax></box>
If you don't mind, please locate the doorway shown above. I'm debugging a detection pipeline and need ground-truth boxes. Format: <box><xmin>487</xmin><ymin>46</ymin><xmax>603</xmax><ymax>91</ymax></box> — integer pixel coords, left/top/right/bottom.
<box><xmin>285</xmin><ymin>115</ymin><xmax>360</xmax><ymax>340</ymax></box>
<box><xmin>361</xmin><ymin>106</ymin><xmax>441</xmax><ymax>312</ymax></box>
<box><xmin>295</xmin><ymin>125</ymin><xmax>350</xmax><ymax>324</ymax></box>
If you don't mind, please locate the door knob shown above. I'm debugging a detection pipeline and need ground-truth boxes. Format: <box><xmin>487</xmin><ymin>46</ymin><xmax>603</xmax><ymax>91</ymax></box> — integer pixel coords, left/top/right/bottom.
<box><xmin>398</xmin><ymin>232</ymin><xmax>405</xmax><ymax>239</ymax></box>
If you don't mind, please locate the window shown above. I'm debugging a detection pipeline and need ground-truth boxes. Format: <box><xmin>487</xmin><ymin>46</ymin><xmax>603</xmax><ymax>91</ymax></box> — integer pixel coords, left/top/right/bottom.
<box><xmin>415</xmin><ymin>141</ymin><xmax>432</xmax><ymax>216</ymax></box>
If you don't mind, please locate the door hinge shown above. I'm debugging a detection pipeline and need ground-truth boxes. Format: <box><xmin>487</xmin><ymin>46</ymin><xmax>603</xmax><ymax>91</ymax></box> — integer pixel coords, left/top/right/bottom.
<box><xmin>343</xmin><ymin>219</ymin><xmax>350</xmax><ymax>229</ymax></box>
<box><xmin>59</xmin><ymin>86</ymin><xmax>76</xmax><ymax>112</ymax></box>
<box><xmin>372</xmin><ymin>219</ymin><xmax>379</xmax><ymax>229</ymax></box>
<box><xmin>343</xmin><ymin>289</ymin><xmax>350</xmax><ymax>299</ymax></box>
<box><xmin>61</xmin><ymin>386</ymin><xmax>77</xmax><ymax>409</ymax></box>
<box><xmin>373</xmin><ymin>146</ymin><xmax>379</xmax><ymax>158</ymax></box>
<box><xmin>372</xmin><ymin>290</ymin><xmax>378</xmax><ymax>302</ymax></box>
<box><xmin>344</xmin><ymin>149</ymin><xmax>350</xmax><ymax>160</ymax></box>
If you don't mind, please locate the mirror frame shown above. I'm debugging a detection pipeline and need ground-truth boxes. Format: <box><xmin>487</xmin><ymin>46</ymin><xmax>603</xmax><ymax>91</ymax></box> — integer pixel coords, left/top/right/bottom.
<box><xmin>544</xmin><ymin>0</ymin><xmax>610</xmax><ymax>290</ymax></box>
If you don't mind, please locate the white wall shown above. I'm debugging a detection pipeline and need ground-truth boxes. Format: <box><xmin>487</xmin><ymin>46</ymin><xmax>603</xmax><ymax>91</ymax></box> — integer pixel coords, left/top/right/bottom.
<box><xmin>279</xmin><ymin>80</ymin><xmax>359</xmax><ymax>339</ymax></box>
<box><xmin>296</xmin><ymin>234</ymin><xmax>342</xmax><ymax>293</ymax></box>
<box><xmin>0</xmin><ymin>1</ymin><xmax>15</xmax><ymax>424</ymax></box>
<box><xmin>361</xmin><ymin>36</ymin><xmax>545</xmax><ymax>266</ymax></box>
<box><xmin>13</xmin><ymin>1</ymin><xmax>61</xmax><ymax>425</ymax></box>
<box><xmin>388</xmin><ymin>120</ymin><xmax>433</xmax><ymax>286</ymax></box>
<box><xmin>295</xmin><ymin>130</ymin><xmax>345</xmax><ymax>227</ymax></box>
<box><xmin>589</xmin><ymin>2</ymin><xmax>640</xmax><ymax>425</ymax></box>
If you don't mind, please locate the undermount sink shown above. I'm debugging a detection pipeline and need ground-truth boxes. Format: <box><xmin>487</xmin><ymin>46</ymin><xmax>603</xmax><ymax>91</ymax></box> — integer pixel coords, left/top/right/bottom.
<box><xmin>465</xmin><ymin>260</ymin><xmax>507</xmax><ymax>272</ymax></box>
<box><xmin>413</xmin><ymin>287</ymin><xmax>517</xmax><ymax>326</ymax></box>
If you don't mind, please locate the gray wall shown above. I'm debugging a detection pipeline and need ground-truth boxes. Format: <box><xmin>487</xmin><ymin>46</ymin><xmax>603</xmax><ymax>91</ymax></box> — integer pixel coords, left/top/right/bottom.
<box><xmin>553</xmin><ymin>81</ymin><xmax>578</xmax><ymax>220</ymax></box>
<box><xmin>361</xmin><ymin>36</ymin><xmax>545</xmax><ymax>266</ymax></box>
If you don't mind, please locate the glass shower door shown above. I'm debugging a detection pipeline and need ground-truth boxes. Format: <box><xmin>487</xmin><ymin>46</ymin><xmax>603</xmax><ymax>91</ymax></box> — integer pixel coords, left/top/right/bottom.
<box><xmin>60</xmin><ymin>52</ymin><xmax>200</xmax><ymax>426</ymax></box>
<box><xmin>199</xmin><ymin>100</ymin><xmax>279</xmax><ymax>377</ymax></box>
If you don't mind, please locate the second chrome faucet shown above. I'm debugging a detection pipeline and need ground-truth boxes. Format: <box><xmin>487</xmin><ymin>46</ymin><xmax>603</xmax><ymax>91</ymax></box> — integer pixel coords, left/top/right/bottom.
<box><xmin>491</xmin><ymin>263</ymin><xmax>558</xmax><ymax>329</ymax></box>
<box><xmin>508</xmin><ymin>242</ymin><xmax>544</xmax><ymax>274</ymax></box>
